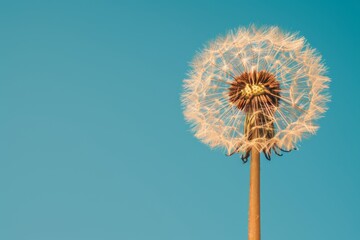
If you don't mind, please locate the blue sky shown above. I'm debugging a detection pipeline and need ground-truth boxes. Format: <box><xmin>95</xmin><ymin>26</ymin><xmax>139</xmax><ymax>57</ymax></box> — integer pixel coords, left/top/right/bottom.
<box><xmin>0</xmin><ymin>0</ymin><xmax>359</xmax><ymax>239</ymax></box>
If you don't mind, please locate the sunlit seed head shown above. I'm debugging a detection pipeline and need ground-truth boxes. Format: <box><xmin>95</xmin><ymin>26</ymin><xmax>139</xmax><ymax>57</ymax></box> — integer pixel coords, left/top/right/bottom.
<box><xmin>181</xmin><ymin>26</ymin><xmax>330</xmax><ymax>162</ymax></box>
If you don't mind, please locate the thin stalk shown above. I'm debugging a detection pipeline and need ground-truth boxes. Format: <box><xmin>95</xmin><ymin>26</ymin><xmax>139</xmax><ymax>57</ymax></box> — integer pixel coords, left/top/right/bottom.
<box><xmin>248</xmin><ymin>147</ymin><xmax>260</xmax><ymax>240</ymax></box>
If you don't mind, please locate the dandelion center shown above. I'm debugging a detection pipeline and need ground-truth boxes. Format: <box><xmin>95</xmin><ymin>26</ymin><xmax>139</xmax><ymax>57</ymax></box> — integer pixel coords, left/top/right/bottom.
<box><xmin>228</xmin><ymin>70</ymin><xmax>281</xmax><ymax>112</ymax></box>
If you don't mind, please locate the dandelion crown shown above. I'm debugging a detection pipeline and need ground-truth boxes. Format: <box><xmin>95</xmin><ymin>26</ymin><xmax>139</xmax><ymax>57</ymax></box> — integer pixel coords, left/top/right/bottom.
<box><xmin>182</xmin><ymin>26</ymin><xmax>329</xmax><ymax>162</ymax></box>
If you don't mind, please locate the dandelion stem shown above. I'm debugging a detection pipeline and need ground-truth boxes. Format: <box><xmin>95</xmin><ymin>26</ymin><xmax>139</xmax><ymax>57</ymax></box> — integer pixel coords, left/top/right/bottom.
<box><xmin>248</xmin><ymin>147</ymin><xmax>261</xmax><ymax>240</ymax></box>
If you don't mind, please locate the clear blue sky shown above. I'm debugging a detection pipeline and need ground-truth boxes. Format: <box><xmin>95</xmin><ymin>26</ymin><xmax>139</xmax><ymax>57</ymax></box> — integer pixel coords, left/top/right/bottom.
<box><xmin>0</xmin><ymin>0</ymin><xmax>359</xmax><ymax>239</ymax></box>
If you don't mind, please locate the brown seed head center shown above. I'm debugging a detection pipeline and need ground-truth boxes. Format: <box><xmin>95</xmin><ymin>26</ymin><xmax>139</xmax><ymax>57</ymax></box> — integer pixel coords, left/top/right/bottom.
<box><xmin>228</xmin><ymin>70</ymin><xmax>281</xmax><ymax>112</ymax></box>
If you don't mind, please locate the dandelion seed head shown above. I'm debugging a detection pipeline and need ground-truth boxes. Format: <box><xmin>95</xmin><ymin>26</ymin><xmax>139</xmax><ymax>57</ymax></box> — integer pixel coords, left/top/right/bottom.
<box><xmin>181</xmin><ymin>26</ymin><xmax>330</xmax><ymax>161</ymax></box>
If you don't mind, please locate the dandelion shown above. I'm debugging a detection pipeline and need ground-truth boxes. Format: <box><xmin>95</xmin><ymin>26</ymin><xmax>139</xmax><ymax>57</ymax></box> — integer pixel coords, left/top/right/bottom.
<box><xmin>181</xmin><ymin>26</ymin><xmax>330</xmax><ymax>240</ymax></box>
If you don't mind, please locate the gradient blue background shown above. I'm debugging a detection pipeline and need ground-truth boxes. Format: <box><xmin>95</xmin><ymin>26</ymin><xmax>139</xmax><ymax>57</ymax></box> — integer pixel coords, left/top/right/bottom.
<box><xmin>0</xmin><ymin>1</ymin><xmax>359</xmax><ymax>239</ymax></box>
